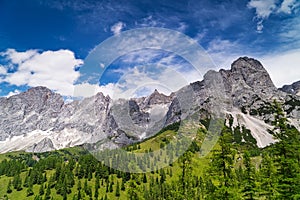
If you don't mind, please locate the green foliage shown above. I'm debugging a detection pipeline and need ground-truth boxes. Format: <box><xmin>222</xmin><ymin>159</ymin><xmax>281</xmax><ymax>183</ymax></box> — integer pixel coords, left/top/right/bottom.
<box><xmin>0</xmin><ymin>104</ymin><xmax>299</xmax><ymax>200</ymax></box>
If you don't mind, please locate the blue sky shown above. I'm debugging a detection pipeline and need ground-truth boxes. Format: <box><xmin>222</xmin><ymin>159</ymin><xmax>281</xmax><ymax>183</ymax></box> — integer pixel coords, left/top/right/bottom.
<box><xmin>0</xmin><ymin>0</ymin><xmax>299</xmax><ymax>98</ymax></box>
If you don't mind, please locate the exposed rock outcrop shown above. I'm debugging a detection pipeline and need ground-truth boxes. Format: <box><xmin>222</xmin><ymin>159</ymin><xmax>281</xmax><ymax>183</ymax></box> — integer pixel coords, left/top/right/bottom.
<box><xmin>0</xmin><ymin>57</ymin><xmax>299</xmax><ymax>152</ymax></box>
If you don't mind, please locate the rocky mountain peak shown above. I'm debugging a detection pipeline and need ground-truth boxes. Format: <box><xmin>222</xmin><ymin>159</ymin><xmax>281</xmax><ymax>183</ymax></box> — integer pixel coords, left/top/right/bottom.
<box><xmin>229</xmin><ymin>57</ymin><xmax>276</xmax><ymax>89</ymax></box>
<box><xmin>231</xmin><ymin>57</ymin><xmax>265</xmax><ymax>71</ymax></box>
<box><xmin>0</xmin><ymin>57</ymin><xmax>299</xmax><ymax>153</ymax></box>
<box><xmin>144</xmin><ymin>89</ymin><xmax>172</xmax><ymax>106</ymax></box>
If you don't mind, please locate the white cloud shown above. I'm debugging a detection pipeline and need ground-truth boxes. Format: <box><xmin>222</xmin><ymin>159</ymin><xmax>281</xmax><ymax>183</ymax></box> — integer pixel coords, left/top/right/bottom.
<box><xmin>1</xmin><ymin>49</ymin><xmax>38</xmax><ymax>65</ymax></box>
<box><xmin>0</xmin><ymin>65</ymin><xmax>6</xmax><ymax>75</ymax></box>
<box><xmin>258</xmin><ymin>49</ymin><xmax>300</xmax><ymax>87</ymax></box>
<box><xmin>1</xmin><ymin>49</ymin><xmax>83</xmax><ymax>96</ymax></box>
<box><xmin>247</xmin><ymin>0</ymin><xmax>277</xmax><ymax>19</ymax></box>
<box><xmin>247</xmin><ymin>0</ymin><xmax>277</xmax><ymax>32</ymax></box>
<box><xmin>110</xmin><ymin>22</ymin><xmax>125</xmax><ymax>35</ymax></box>
<box><xmin>5</xmin><ymin>89</ymin><xmax>21</xmax><ymax>97</ymax></box>
<box><xmin>278</xmin><ymin>0</ymin><xmax>298</xmax><ymax>14</ymax></box>
<box><xmin>247</xmin><ymin>0</ymin><xmax>299</xmax><ymax>32</ymax></box>
<box><xmin>73</xmin><ymin>82</ymin><xmax>120</xmax><ymax>98</ymax></box>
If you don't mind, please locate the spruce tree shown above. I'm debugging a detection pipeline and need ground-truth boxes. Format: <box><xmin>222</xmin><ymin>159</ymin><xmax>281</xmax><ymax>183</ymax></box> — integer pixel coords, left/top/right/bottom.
<box><xmin>207</xmin><ymin>126</ymin><xmax>240</xmax><ymax>199</ymax></box>
<box><xmin>115</xmin><ymin>181</ymin><xmax>120</xmax><ymax>197</ymax></box>
<box><xmin>242</xmin><ymin>151</ymin><xmax>256</xmax><ymax>200</ymax></box>
<box><xmin>6</xmin><ymin>180</ymin><xmax>12</xmax><ymax>194</ymax></box>
<box><xmin>259</xmin><ymin>152</ymin><xmax>278</xmax><ymax>199</ymax></box>
<box><xmin>39</xmin><ymin>183</ymin><xmax>45</xmax><ymax>195</ymax></box>
<box><xmin>26</xmin><ymin>180</ymin><xmax>34</xmax><ymax>196</ymax></box>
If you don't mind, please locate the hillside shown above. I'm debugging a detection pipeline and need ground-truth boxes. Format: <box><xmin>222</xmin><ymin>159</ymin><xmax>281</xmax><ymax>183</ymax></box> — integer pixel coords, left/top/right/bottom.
<box><xmin>0</xmin><ymin>101</ymin><xmax>300</xmax><ymax>199</ymax></box>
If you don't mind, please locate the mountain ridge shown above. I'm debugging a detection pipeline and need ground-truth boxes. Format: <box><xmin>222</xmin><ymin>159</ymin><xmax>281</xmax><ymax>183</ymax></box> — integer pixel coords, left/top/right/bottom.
<box><xmin>0</xmin><ymin>57</ymin><xmax>299</xmax><ymax>153</ymax></box>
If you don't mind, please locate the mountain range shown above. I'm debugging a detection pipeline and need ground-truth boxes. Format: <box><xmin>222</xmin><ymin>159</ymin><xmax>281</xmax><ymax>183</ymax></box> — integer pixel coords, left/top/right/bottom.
<box><xmin>0</xmin><ymin>57</ymin><xmax>299</xmax><ymax>153</ymax></box>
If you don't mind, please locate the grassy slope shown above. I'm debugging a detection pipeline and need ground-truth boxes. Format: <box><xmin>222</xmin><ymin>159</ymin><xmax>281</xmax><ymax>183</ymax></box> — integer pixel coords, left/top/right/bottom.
<box><xmin>0</xmin><ymin>126</ymin><xmax>260</xmax><ymax>199</ymax></box>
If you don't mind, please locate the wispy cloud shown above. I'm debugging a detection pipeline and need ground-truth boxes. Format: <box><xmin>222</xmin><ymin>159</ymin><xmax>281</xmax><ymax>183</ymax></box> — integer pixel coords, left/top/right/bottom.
<box><xmin>247</xmin><ymin>0</ymin><xmax>299</xmax><ymax>32</ymax></box>
<box><xmin>110</xmin><ymin>22</ymin><xmax>126</xmax><ymax>35</ymax></box>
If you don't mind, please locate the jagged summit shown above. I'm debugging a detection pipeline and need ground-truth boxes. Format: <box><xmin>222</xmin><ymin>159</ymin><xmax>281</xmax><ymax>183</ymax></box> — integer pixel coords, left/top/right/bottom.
<box><xmin>144</xmin><ymin>89</ymin><xmax>172</xmax><ymax>106</ymax></box>
<box><xmin>0</xmin><ymin>57</ymin><xmax>299</xmax><ymax>153</ymax></box>
<box><xmin>231</xmin><ymin>57</ymin><xmax>265</xmax><ymax>71</ymax></box>
<box><xmin>226</xmin><ymin>57</ymin><xmax>276</xmax><ymax>90</ymax></box>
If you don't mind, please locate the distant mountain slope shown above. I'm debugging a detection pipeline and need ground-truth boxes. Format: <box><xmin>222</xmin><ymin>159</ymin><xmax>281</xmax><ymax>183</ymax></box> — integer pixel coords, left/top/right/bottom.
<box><xmin>279</xmin><ymin>80</ymin><xmax>300</xmax><ymax>96</ymax></box>
<box><xmin>0</xmin><ymin>57</ymin><xmax>299</xmax><ymax>153</ymax></box>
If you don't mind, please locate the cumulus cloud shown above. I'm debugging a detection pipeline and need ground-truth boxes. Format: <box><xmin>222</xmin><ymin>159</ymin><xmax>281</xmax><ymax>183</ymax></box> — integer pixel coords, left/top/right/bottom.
<box><xmin>1</xmin><ymin>49</ymin><xmax>38</xmax><ymax>65</ymax></box>
<box><xmin>247</xmin><ymin>0</ymin><xmax>299</xmax><ymax>32</ymax></box>
<box><xmin>110</xmin><ymin>22</ymin><xmax>125</xmax><ymax>35</ymax></box>
<box><xmin>1</xmin><ymin>49</ymin><xmax>83</xmax><ymax>96</ymax></box>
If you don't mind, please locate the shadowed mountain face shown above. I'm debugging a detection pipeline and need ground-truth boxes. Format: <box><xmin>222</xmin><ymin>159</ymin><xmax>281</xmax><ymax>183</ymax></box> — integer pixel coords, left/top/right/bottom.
<box><xmin>0</xmin><ymin>57</ymin><xmax>299</xmax><ymax>153</ymax></box>
<box><xmin>280</xmin><ymin>80</ymin><xmax>300</xmax><ymax>96</ymax></box>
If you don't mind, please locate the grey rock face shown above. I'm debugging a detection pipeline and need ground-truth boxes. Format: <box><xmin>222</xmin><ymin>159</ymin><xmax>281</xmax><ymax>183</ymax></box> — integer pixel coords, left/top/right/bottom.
<box><xmin>0</xmin><ymin>57</ymin><xmax>299</xmax><ymax>152</ymax></box>
<box><xmin>26</xmin><ymin>137</ymin><xmax>55</xmax><ymax>153</ymax></box>
<box><xmin>219</xmin><ymin>57</ymin><xmax>280</xmax><ymax>108</ymax></box>
<box><xmin>280</xmin><ymin>80</ymin><xmax>300</xmax><ymax>95</ymax></box>
<box><xmin>0</xmin><ymin>86</ymin><xmax>64</xmax><ymax>141</ymax></box>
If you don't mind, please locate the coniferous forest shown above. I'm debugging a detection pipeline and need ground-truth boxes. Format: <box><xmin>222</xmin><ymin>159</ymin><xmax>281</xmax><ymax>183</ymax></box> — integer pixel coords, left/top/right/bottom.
<box><xmin>0</xmin><ymin>102</ymin><xmax>300</xmax><ymax>200</ymax></box>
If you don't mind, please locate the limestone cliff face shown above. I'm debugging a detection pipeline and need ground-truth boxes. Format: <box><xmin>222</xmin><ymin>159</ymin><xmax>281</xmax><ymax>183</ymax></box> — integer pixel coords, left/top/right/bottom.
<box><xmin>0</xmin><ymin>57</ymin><xmax>299</xmax><ymax>152</ymax></box>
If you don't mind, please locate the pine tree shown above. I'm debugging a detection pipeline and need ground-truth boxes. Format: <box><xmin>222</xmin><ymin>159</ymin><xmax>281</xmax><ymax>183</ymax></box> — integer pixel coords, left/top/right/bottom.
<box><xmin>142</xmin><ymin>173</ymin><xmax>147</xmax><ymax>183</ymax></box>
<box><xmin>13</xmin><ymin>173</ymin><xmax>22</xmax><ymax>191</ymax></box>
<box><xmin>94</xmin><ymin>185</ymin><xmax>99</xmax><ymax>199</ymax></box>
<box><xmin>27</xmin><ymin>180</ymin><xmax>34</xmax><ymax>197</ymax></box>
<box><xmin>207</xmin><ymin>126</ymin><xmax>240</xmax><ymax>199</ymax></box>
<box><xmin>115</xmin><ymin>181</ymin><xmax>120</xmax><ymax>197</ymax></box>
<box><xmin>179</xmin><ymin>152</ymin><xmax>192</xmax><ymax>195</ymax></box>
<box><xmin>84</xmin><ymin>179</ymin><xmax>88</xmax><ymax>194</ymax></box>
<box><xmin>242</xmin><ymin>151</ymin><xmax>256</xmax><ymax>200</ymax></box>
<box><xmin>109</xmin><ymin>182</ymin><xmax>113</xmax><ymax>192</ymax></box>
<box><xmin>272</xmin><ymin>101</ymin><xmax>300</xmax><ymax>199</ymax></box>
<box><xmin>259</xmin><ymin>152</ymin><xmax>278</xmax><ymax>199</ymax></box>
<box><xmin>39</xmin><ymin>183</ymin><xmax>45</xmax><ymax>195</ymax></box>
<box><xmin>121</xmin><ymin>178</ymin><xmax>126</xmax><ymax>191</ymax></box>
<box><xmin>44</xmin><ymin>184</ymin><xmax>51</xmax><ymax>200</ymax></box>
<box><xmin>128</xmin><ymin>180</ymin><xmax>138</xmax><ymax>200</ymax></box>
<box><xmin>6</xmin><ymin>180</ymin><xmax>12</xmax><ymax>194</ymax></box>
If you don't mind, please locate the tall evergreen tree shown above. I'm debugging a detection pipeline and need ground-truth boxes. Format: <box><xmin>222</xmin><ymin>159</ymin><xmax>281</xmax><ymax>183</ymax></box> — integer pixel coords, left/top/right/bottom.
<box><xmin>242</xmin><ymin>151</ymin><xmax>256</xmax><ymax>200</ymax></box>
<box><xmin>272</xmin><ymin>101</ymin><xmax>300</xmax><ymax>199</ymax></box>
<box><xmin>115</xmin><ymin>181</ymin><xmax>120</xmax><ymax>197</ymax></box>
<box><xmin>6</xmin><ymin>180</ymin><xmax>12</xmax><ymax>194</ymax></box>
<box><xmin>259</xmin><ymin>152</ymin><xmax>278</xmax><ymax>199</ymax></box>
<box><xmin>207</xmin><ymin>126</ymin><xmax>240</xmax><ymax>199</ymax></box>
